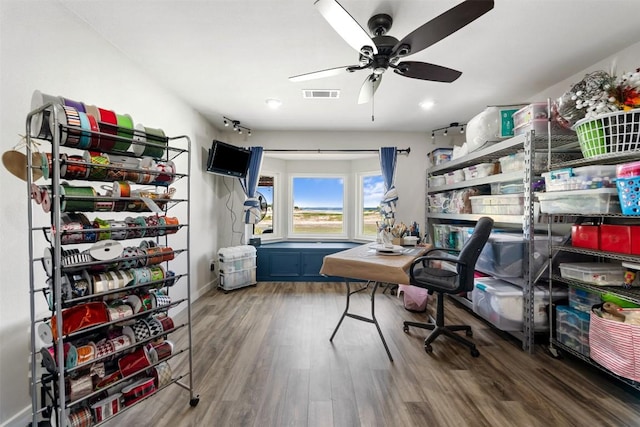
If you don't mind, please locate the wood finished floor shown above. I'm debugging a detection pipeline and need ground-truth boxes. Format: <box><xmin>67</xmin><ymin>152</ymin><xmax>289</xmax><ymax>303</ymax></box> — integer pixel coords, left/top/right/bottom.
<box><xmin>105</xmin><ymin>282</ymin><xmax>640</xmax><ymax>427</ymax></box>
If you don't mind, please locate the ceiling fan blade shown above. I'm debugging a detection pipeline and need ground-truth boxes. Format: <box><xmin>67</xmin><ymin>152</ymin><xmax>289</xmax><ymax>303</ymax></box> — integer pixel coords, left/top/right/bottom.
<box><xmin>358</xmin><ymin>74</ymin><xmax>382</xmax><ymax>104</ymax></box>
<box><xmin>391</xmin><ymin>0</ymin><xmax>494</xmax><ymax>57</ymax></box>
<box><xmin>289</xmin><ymin>66</ymin><xmax>352</xmax><ymax>82</ymax></box>
<box><xmin>315</xmin><ymin>0</ymin><xmax>378</xmax><ymax>55</ymax></box>
<box><xmin>393</xmin><ymin>61</ymin><xmax>462</xmax><ymax>82</ymax></box>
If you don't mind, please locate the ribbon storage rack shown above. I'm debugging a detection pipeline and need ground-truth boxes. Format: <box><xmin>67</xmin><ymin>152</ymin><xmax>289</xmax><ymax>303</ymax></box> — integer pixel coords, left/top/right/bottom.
<box><xmin>24</xmin><ymin>96</ymin><xmax>199</xmax><ymax>427</ymax></box>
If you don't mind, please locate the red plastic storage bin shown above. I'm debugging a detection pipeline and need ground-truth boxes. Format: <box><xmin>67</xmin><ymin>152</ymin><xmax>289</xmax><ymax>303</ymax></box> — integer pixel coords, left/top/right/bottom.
<box><xmin>631</xmin><ymin>226</ymin><xmax>640</xmax><ymax>255</ymax></box>
<box><xmin>599</xmin><ymin>224</ymin><xmax>631</xmax><ymax>254</ymax></box>
<box><xmin>571</xmin><ymin>225</ymin><xmax>599</xmax><ymax>250</ymax></box>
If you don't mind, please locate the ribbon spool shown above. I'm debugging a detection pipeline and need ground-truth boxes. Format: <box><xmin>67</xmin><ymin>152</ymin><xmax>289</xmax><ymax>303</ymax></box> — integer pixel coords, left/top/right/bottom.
<box><xmin>131</xmin><ymin>319</ymin><xmax>151</xmax><ymax>342</ymax></box>
<box><xmin>67</xmin><ymin>406</ymin><xmax>93</xmax><ymax>427</ymax></box>
<box><xmin>152</xmin><ymin>291</ymin><xmax>171</xmax><ymax>309</ymax></box>
<box><xmin>89</xmin><ymin>239</ymin><xmax>123</xmax><ymax>261</ymax></box>
<box><xmin>118</xmin><ymin>345</ymin><xmax>151</xmax><ymax>378</ymax></box>
<box><xmin>152</xmin><ymin>361</ymin><xmax>173</xmax><ymax>388</ymax></box>
<box><xmin>94</xmin><ymin>339</ymin><xmax>116</xmax><ymax>360</ymax></box>
<box><xmin>121</xmin><ymin>377</ymin><xmax>156</xmax><ymax>407</ymax></box>
<box><xmin>107</xmin><ymin>303</ymin><xmax>134</xmax><ymax>321</ymax></box>
<box><xmin>84</xmin><ymin>151</ymin><xmax>109</xmax><ymax>180</ymax></box>
<box><xmin>155</xmin><ymin>315</ymin><xmax>175</xmax><ymax>333</ymax></box>
<box><xmin>91</xmin><ymin>392</ymin><xmax>121</xmax><ymax>423</ymax></box>
<box><xmin>145</xmin><ymin>317</ymin><xmax>164</xmax><ymax>339</ymax></box>
<box><xmin>133</xmin><ymin>125</ymin><xmax>167</xmax><ymax>158</ymax></box>
<box><xmin>131</xmin><ymin>267</ymin><xmax>152</xmax><ymax>286</ymax></box>
<box><xmin>109</xmin><ymin>220</ymin><xmax>128</xmax><ymax>240</ymax></box>
<box><xmin>149</xmin><ymin>265</ymin><xmax>166</xmax><ymax>283</ymax></box>
<box><xmin>118</xmin><ymin>246</ymin><xmax>144</xmax><ymax>270</ymax></box>
<box><xmin>124</xmin><ymin>294</ymin><xmax>143</xmax><ymax>313</ymax></box>
<box><xmin>152</xmin><ymin>340</ymin><xmax>173</xmax><ymax>361</ymax></box>
<box><xmin>62</xmin><ymin>184</ymin><xmax>96</xmax><ymax>212</ymax></box>
<box><xmin>97</xmin><ymin>107</ymin><xmax>118</xmax><ymax>151</ymax></box>
<box><xmin>114</xmin><ymin>113</ymin><xmax>134</xmax><ymax>152</ymax></box>
<box><xmin>61</xmin><ymin>105</ymin><xmax>82</xmax><ymax>147</ymax></box>
<box><xmin>109</xmin><ymin>334</ymin><xmax>132</xmax><ymax>353</ymax></box>
<box><xmin>76</xmin><ymin>343</ymin><xmax>96</xmax><ymax>365</ymax></box>
<box><xmin>67</xmin><ymin>374</ymin><xmax>93</xmax><ymax>402</ymax></box>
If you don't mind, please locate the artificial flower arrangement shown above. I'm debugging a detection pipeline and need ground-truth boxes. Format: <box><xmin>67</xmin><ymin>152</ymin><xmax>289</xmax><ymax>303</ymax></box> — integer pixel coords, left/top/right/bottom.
<box><xmin>556</xmin><ymin>67</ymin><xmax>640</xmax><ymax>128</ymax></box>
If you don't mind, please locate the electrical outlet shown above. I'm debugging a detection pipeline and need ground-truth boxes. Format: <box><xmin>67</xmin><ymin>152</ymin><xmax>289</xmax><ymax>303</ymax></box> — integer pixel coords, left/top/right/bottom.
<box><xmin>210</xmin><ymin>260</ymin><xmax>216</xmax><ymax>272</ymax></box>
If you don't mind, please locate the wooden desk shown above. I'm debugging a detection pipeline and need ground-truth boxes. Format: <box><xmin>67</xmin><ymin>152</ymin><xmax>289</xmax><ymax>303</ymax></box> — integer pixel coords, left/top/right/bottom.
<box><xmin>320</xmin><ymin>243</ymin><xmax>429</xmax><ymax>362</ymax></box>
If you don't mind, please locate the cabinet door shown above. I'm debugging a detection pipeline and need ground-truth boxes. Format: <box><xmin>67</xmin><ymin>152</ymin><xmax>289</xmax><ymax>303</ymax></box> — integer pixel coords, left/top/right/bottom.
<box><xmin>301</xmin><ymin>251</ymin><xmax>326</xmax><ymax>277</ymax></box>
<box><xmin>269</xmin><ymin>251</ymin><xmax>301</xmax><ymax>277</ymax></box>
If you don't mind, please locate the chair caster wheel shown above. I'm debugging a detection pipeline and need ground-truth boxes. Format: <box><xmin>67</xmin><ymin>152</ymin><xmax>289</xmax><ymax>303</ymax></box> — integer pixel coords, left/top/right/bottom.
<box><xmin>424</xmin><ymin>343</ymin><xmax>433</xmax><ymax>353</ymax></box>
<box><xmin>470</xmin><ymin>348</ymin><xmax>480</xmax><ymax>358</ymax></box>
<box><xmin>403</xmin><ymin>325</ymin><xmax>409</xmax><ymax>333</ymax></box>
<box><xmin>466</xmin><ymin>330</ymin><xmax>473</xmax><ymax>337</ymax></box>
<box><xmin>190</xmin><ymin>396</ymin><xmax>200</xmax><ymax>407</ymax></box>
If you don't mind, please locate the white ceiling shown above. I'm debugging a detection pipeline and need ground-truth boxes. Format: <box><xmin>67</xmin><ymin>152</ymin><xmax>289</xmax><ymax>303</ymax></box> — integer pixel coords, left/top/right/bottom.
<box><xmin>59</xmin><ymin>0</ymin><xmax>640</xmax><ymax>134</ymax></box>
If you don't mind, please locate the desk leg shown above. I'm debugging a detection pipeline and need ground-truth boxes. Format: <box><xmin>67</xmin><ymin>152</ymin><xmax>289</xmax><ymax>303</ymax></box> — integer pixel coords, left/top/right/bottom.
<box><xmin>330</xmin><ymin>280</ymin><xmax>394</xmax><ymax>362</ymax></box>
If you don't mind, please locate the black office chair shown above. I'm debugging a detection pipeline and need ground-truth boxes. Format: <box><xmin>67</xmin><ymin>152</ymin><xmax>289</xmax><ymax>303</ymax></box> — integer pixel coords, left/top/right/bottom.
<box><xmin>403</xmin><ymin>217</ymin><xmax>494</xmax><ymax>357</ymax></box>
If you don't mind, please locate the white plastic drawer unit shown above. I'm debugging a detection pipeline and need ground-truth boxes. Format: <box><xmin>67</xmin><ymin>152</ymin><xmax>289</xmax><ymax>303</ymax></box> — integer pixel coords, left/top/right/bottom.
<box><xmin>218</xmin><ymin>245</ymin><xmax>257</xmax><ymax>291</ymax></box>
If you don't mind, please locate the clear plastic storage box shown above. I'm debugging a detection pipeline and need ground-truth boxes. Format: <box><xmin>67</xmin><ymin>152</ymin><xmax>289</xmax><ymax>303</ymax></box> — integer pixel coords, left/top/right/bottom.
<box><xmin>568</xmin><ymin>287</ymin><xmax>601</xmax><ymax>312</ymax></box>
<box><xmin>471</xmin><ymin>278</ymin><xmax>567</xmax><ymax>331</ymax></box>
<box><xmin>513</xmin><ymin>118</ymin><xmax>575</xmax><ymax>136</ymax></box>
<box><xmin>537</xmin><ymin>188</ymin><xmax>621</xmax><ymax>214</ymax></box>
<box><xmin>220</xmin><ymin>267</ymin><xmax>257</xmax><ymax>290</ymax></box>
<box><xmin>218</xmin><ymin>245</ymin><xmax>257</xmax><ymax>273</ymax></box>
<box><xmin>462</xmin><ymin>163</ymin><xmax>496</xmax><ymax>180</ymax></box>
<box><xmin>429</xmin><ymin>148</ymin><xmax>453</xmax><ymax>165</ymax></box>
<box><xmin>490</xmin><ymin>180</ymin><xmax>524</xmax><ymax>195</ymax></box>
<box><xmin>556</xmin><ymin>305</ymin><xmax>591</xmax><ymax>356</ymax></box>
<box><xmin>444</xmin><ymin>169</ymin><xmax>465</xmax><ymax>185</ymax></box>
<box><xmin>559</xmin><ymin>262</ymin><xmax>625</xmax><ymax>286</ymax></box>
<box><xmin>469</xmin><ymin>194</ymin><xmax>525</xmax><ymax>215</ymax></box>
<box><xmin>542</xmin><ymin>165</ymin><xmax>617</xmax><ymax>192</ymax></box>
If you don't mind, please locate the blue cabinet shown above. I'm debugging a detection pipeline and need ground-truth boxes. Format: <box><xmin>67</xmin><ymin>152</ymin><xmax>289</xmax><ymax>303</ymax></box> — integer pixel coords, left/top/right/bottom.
<box><xmin>256</xmin><ymin>242</ymin><xmax>361</xmax><ymax>281</ymax></box>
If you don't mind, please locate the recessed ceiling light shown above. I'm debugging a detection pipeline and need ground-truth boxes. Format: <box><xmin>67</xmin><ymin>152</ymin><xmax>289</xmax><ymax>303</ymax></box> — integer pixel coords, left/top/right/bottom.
<box><xmin>419</xmin><ymin>100</ymin><xmax>435</xmax><ymax>110</ymax></box>
<box><xmin>265</xmin><ymin>98</ymin><xmax>282</xmax><ymax>109</ymax></box>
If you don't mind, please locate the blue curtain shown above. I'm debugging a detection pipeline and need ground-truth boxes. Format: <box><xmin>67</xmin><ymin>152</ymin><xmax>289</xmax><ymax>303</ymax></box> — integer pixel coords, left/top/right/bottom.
<box><xmin>379</xmin><ymin>147</ymin><xmax>398</xmax><ymax>223</ymax></box>
<box><xmin>240</xmin><ymin>146</ymin><xmax>264</xmax><ymax>224</ymax></box>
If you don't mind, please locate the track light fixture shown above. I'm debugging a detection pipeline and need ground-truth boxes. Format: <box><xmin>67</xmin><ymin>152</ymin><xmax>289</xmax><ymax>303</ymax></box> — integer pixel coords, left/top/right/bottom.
<box><xmin>431</xmin><ymin>122</ymin><xmax>465</xmax><ymax>139</ymax></box>
<box><xmin>223</xmin><ymin>116</ymin><xmax>252</xmax><ymax>136</ymax></box>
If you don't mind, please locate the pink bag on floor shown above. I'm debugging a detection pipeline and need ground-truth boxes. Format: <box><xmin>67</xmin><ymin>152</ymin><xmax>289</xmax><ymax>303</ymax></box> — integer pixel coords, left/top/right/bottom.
<box><xmin>397</xmin><ymin>284</ymin><xmax>429</xmax><ymax>313</ymax></box>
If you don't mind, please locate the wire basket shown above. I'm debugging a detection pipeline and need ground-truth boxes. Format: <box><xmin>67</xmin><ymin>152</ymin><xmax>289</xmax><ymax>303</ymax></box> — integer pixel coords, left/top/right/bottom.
<box><xmin>574</xmin><ymin>108</ymin><xmax>640</xmax><ymax>158</ymax></box>
<box><xmin>616</xmin><ymin>176</ymin><xmax>640</xmax><ymax>215</ymax></box>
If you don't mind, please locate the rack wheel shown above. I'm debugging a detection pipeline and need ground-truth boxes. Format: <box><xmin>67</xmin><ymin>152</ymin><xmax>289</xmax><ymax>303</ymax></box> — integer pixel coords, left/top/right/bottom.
<box><xmin>190</xmin><ymin>396</ymin><xmax>200</xmax><ymax>407</ymax></box>
<box><xmin>403</xmin><ymin>325</ymin><xmax>409</xmax><ymax>333</ymax></box>
<box><xmin>470</xmin><ymin>348</ymin><xmax>480</xmax><ymax>358</ymax></box>
<box><xmin>424</xmin><ymin>343</ymin><xmax>433</xmax><ymax>353</ymax></box>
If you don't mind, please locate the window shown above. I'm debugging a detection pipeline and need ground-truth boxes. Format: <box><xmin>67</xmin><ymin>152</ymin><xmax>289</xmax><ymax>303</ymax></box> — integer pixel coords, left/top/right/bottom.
<box><xmin>291</xmin><ymin>176</ymin><xmax>345</xmax><ymax>236</ymax></box>
<box><xmin>255</xmin><ymin>175</ymin><xmax>275</xmax><ymax>235</ymax></box>
<box><xmin>358</xmin><ymin>172</ymin><xmax>384</xmax><ymax>239</ymax></box>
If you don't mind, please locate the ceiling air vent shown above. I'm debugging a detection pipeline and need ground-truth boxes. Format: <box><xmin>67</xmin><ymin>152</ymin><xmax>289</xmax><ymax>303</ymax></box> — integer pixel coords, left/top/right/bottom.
<box><xmin>302</xmin><ymin>89</ymin><xmax>340</xmax><ymax>99</ymax></box>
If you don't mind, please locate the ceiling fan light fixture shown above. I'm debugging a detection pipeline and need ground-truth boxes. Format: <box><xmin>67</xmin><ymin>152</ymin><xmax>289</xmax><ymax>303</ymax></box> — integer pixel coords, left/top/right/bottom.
<box><xmin>419</xmin><ymin>100</ymin><xmax>435</xmax><ymax>110</ymax></box>
<box><xmin>265</xmin><ymin>98</ymin><xmax>282</xmax><ymax>109</ymax></box>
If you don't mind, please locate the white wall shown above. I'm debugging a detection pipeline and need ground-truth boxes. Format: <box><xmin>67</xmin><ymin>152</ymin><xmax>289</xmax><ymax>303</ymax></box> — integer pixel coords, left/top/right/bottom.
<box><xmin>0</xmin><ymin>1</ymin><xmax>221</xmax><ymax>424</ymax></box>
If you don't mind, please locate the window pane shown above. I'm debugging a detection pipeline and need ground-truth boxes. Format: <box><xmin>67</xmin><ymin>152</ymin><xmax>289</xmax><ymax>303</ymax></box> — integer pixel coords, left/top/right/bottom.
<box><xmin>362</xmin><ymin>175</ymin><xmax>384</xmax><ymax>236</ymax></box>
<box><xmin>292</xmin><ymin>177</ymin><xmax>343</xmax><ymax>234</ymax></box>
<box><xmin>255</xmin><ymin>175</ymin><xmax>274</xmax><ymax>235</ymax></box>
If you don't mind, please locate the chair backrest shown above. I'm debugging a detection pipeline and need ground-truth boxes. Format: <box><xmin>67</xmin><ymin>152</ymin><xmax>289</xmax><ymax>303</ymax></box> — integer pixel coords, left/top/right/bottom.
<box><xmin>456</xmin><ymin>217</ymin><xmax>494</xmax><ymax>291</ymax></box>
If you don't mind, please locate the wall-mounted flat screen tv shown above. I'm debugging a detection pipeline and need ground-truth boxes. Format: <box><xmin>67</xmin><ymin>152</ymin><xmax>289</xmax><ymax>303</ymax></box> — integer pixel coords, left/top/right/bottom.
<box><xmin>207</xmin><ymin>140</ymin><xmax>251</xmax><ymax>178</ymax></box>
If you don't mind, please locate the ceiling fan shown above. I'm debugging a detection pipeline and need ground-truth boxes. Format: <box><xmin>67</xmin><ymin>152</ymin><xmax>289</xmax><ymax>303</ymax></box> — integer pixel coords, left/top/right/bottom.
<box><xmin>289</xmin><ymin>0</ymin><xmax>494</xmax><ymax>104</ymax></box>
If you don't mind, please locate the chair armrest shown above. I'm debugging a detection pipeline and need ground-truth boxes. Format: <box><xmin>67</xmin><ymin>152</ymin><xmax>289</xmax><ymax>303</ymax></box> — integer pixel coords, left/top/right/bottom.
<box><xmin>410</xmin><ymin>255</ymin><xmax>467</xmax><ymax>270</ymax></box>
<box><xmin>422</xmin><ymin>247</ymin><xmax>461</xmax><ymax>256</ymax></box>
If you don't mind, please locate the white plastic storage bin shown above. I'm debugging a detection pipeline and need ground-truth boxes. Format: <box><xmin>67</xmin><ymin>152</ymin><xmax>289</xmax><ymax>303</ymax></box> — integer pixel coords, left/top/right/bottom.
<box><xmin>559</xmin><ymin>262</ymin><xmax>625</xmax><ymax>286</ymax></box>
<box><xmin>444</xmin><ymin>169</ymin><xmax>465</xmax><ymax>185</ymax></box>
<box><xmin>428</xmin><ymin>175</ymin><xmax>446</xmax><ymax>188</ymax></box>
<box><xmin>469</xmin><ymin>194</ymin><xmax>525</xmax><ymax>215</ymax></box>
<box><xmin>429</xmin><ymin>148</ymin><xmax>453</xmax><ymax>166</ymax></box>
<box><xmin>462</xmin><ymin>163</ymin><xmax>496</xmax><ymax>180</ymax></box>
<box><xmin>218</xmin><ymin>245</ymin><xmax>257</xmax><ymax>273</ymax></box>
<box><xmin>471</xmin><ymin>278</ymin><xmax>567</xmax><ymax>331</ymax></box>
<box><xmin>490</xmin><ymin>180</ymin><xmax>524</xmax><ymax>195</ymax></box>
<box><xmin>513</xmin><ymin>118</ymin><xmax>575</xmax><ymax>136</ymax></box>
<box><xmin>218</xmin><ymin>245</ymin><xmax>257</xmax><ymax>290</ymax></box>
<box><xmin>220</xmin><ymin>267</ymin><xmax>257</xmax><ymax>291</ymax></box>
<box><xmin>537</xmin><ymin>188</ymin><xmax>621</xmax><ymax>214</ymax></box>
<box><xmin>498</xmin><ymin>151</ymin><xmax>549</xmax><ymax>173</ymax></box>
<box><xmin>542</xmin><ymin>165</ymin><xmax>617</xmax><ymax>192</ymax></box>
<box><xmin>512</xmin><ymin>102</ymin><xmax>549</xmax><ymax>129</ymax></box>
